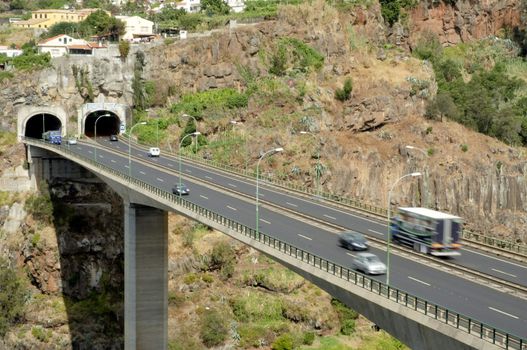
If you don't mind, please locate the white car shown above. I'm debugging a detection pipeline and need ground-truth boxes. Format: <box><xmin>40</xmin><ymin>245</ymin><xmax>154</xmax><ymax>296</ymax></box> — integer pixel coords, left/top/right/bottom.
<box><xmin>353</xmin><ymin>252</ymin><xmax>387</xmax><ymax>275</ymax></box>
<box><xmin>148</xmin><ymin>147</ymin><xmax>160</xmax><ymax>157</ymax></box>
<box><xmin>67</xmin><ymin>138</ymin><xmax>77</xmax><ymax>145</ymax></box>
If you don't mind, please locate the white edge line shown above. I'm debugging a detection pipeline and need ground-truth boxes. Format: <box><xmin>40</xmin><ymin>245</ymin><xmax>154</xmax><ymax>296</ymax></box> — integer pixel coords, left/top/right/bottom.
<box><xmin>491</xmin><ymin>268</ymin><xmax>517</xmax><ymax>278</ymax></box>
<box><xmin>464</xmin><ymin>248</ymin><xmax>527</xmax><ymax>269</ymax></box>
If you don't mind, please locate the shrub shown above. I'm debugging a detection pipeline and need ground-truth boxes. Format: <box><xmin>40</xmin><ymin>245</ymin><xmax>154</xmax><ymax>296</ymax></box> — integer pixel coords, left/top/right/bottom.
<box><xmin>0</xmin><ymin>258</ymin><xmax>27</xmax><ymax>337</ymax></box>
<box><xmin>12</xmin><ymin>52</ymin><xmax>51</xmax><ymax>71</ymax></box>
<box><xmin>427</xmin><ymin>148</ymin><xmax>435</xmax><ymax>156</ymax></box>
<box><xmin>182</xmin><ymin>230</ymin><xmax>194</xmax><ymax>248</ymax></box>
<box><xmin>335</xmin><ymin>78</ymin><xmax>353</xmax><ymax>101</ymax></box>
<box><xmin>340</xmin><ymin>319</ymin><xmax>356</xmax><ymax>335</ymax></box>
<box><xmin>331</xmin><ymin>298</ymin><xmax>358</xmax><ymax>323</ymax></box>
<box><xmin>272</xmin><ymin>333</ymin><xmax>294</xmax><ymax>350</ymax></box>
<box><xmin>209</xmin><ymin>242</ymin><xmax>235</xmax><ymax>271</ymax></box>
<box><xmin>303</xmin><ymin>331</ymin><xmax>315</xmax><ymax>345</ymax></box>
<box><xmin>460</xmin><ymin>144</ymin><xmax>468</xmax><ymax>152</ymax></box>
<box><xmin>269</xmin><ymin>45</ymin><xmax>287</xmax><ymax>76</ymax></box>
<box><xmin>25</xmin><ymin>187</ymin><xmax>53</xmax><ymax>224</ymax></box>
<box><xmin>202</xmin><ymin>273</ymin><xmax>214</xmax><ymax>284</ymax></box>
<box><xmin>200</xmin><ymin>309</ymin><xmax>228</xmax><ymax>347</ymax></box>
<box><xmin>0</xmin><ymin>71</ymin><xmax>13</xmax><ymax>82</ymax></box>
<box><xmin>31</xmin><ymin>326</ymin><xmax>51</xmax><ymax>342</ymax></box>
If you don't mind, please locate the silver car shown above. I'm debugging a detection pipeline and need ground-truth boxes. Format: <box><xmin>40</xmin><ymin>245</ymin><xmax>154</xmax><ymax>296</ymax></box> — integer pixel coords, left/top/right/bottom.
<box><xmin>353</xmin><ymin>252</ymin><xmax>387</xmax><ymax>275</ymax></box>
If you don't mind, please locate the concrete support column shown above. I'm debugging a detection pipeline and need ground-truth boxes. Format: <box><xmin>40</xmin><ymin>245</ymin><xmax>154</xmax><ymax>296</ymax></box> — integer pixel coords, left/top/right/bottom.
<box><xmin>124</xmin><ymin>203</ymin><xmax>168</xmax><ymax>350</ymax></box>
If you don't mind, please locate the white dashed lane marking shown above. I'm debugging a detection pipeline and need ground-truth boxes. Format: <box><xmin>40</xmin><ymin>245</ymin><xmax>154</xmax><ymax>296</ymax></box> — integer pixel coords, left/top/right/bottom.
<box><xmin>298</xmin><ymin>234</ymin><xmax>312</xmax><ymax>241</ymax></box>
<box><xmin>488</xmin><ymin>307</ymin><xmax>519</xmax><ymax>319</ymax></box>
<box><xmin>259</xmin><ymin>219</ymin><xmax>271</xmax><ymax>224</ymax></box>
<box><xmin>111</xmin><ymin>160</ymin><xmax>116</xmax><ymax>163</ymax></box>
<box><xmin>323</xmin><ymin>214</ymin><xmax>336</xmax><ymax>220</ymax></box>
<box><xmin>368</xmin><ymin>229</ymin><xmax>385</xmax><ymax>236</ymax></box>
<box><xmin>200</xmin><ymin>195</ymin><xmax>209</xmax><ymax>200</ymax></box>
<box><xmin>140</xmin><ymin>171</ymin><xmax>146</xmax><ymax>175</ymax></box>
<box><xmin>286</xmin><ymin>202</ymin><xmax>298</xmax><ymax>207</ymax></box>
<box><xmin>408</xmin><ymin>276</ymin><xmax>431</xmax><ymax>286</ymax></box>
<box><xmin>227</xmin><ymin>206</ymin><xmax>237</xmax><ymax>211</ymax></box>
<box><xmin>157</xmin><ymin>178</ymin><xmax>164</xmax><ymax>182</ymax></box>
<box><xmin>228</xmin><ymin>183</ymin><xmax>237</xmax><ymax>188</ymax></box>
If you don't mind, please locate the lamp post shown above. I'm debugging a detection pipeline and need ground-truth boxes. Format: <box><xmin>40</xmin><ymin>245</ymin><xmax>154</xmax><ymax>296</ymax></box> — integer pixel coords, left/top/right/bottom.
<box><xmin>299</xmin><ymin>131</ymin><xmax>321</xmax><ymax>197</ymax></box>
<box><xmin>405</xmin><ymin>145</ymin><xmax>429</xmax><ymax>208</ymax></box>
<box><xmin>182</xmin><ymin>114</ymin><xmax>198</xmax><ymax>154</ymax></box>
<box><xmin>178</xmin><ymin>132</ymin><xmax>201</xmax><ymax>194</ymax></box>
<box><xmin>386</xmin><ymin>172</ymin><xmax>422</xmax><ymax>286</ymax></box>
<box><xmin>128</xmin><ymin>121</ymin><xmax>147</xmax><ymax>178</ymax></box>
<box><xmin>94</xmin><ymin>113</ymin><xmax>111</xmax><ymax>161</ymax></box>
<box><xmin>256</xmin><ymin>147</ymin><xmax>284</xmax><ymax>238</ymax></box>
<box><xmin>230</xmin><ymin>120</ymin><xmax>248</xmax><ymax>175</ymax></box>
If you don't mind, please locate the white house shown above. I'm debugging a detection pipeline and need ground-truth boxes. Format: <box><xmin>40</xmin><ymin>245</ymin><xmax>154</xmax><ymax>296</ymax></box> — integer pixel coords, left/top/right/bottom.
<box><xmin>175</xmin><ymin>0</ymin><xmax>201</xmax><ymax>13</ymax></box>
<box><xmin>0</xmin><ymin>46</ymin><xmax>23</xmax><ymax>58</ymax></box>
<box><xmin>37</xmin><ymin>34</ymin><xmax>87</xmax><ymax>57</ymax></box>
<box><xmin>37</xmin><ymin>34</ymin><xmax>106</xmax><ymax>57</ymax></box>
<box><xmin>115</xmin><ymin>16</ymin><xmax>154</xmax><ymax>41</ymax></box>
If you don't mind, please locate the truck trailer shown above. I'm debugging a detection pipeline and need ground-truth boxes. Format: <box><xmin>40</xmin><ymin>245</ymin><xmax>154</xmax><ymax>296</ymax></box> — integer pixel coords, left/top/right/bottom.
<box><xmin>42</xmin><ymin>130</ymin><xmax>62</xmax><ymax>145</ymax></box>
<box><xmin>390</xmin><ymin>207</ymin><xmax>462</xmax><ymax>257</ymax></box>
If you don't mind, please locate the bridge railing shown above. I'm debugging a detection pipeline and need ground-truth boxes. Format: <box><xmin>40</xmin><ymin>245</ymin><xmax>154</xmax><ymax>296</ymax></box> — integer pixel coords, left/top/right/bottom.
<box><xmin>123</xmin><ymin>136</ymin><xmax>527</xmax><ymax>257</ymax></box>
<box><xmin>25</xmin><ymin>137</ymin><xmax>526</xmax><ymax>350</ymax></box>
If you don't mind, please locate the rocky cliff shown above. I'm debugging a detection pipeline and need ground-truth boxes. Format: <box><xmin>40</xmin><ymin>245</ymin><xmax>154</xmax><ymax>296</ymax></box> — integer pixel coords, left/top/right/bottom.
<box><xmin>406</xmin><ymin>0</ymin><xmax>523</xmax><ymax>47</ymax></box>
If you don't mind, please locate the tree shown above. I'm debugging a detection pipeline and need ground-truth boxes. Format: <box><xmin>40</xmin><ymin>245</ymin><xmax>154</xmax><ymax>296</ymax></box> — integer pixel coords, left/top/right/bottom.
<box><xmin>118</xmin><ymin>40</ymin><xmax>130</xmax><ymax>61</ymax></box>
<box><xmin>0</xmin><ymin>258</ymin><xmax>28</xmax><ymax>337</ymax></box>
<box><xmin>41</xmin><ymin>22</ymin><xmax>80</xmax><ymax>39</ymax></box>
<box><xmin>200</xmin><ymin>0</ymin><xmax>230</xmax><ymax>16</ymax></box>
<box><xmin>425</xmin><ymin>92</ymin><xmax>458</xmax><ymax>121</ymax></box>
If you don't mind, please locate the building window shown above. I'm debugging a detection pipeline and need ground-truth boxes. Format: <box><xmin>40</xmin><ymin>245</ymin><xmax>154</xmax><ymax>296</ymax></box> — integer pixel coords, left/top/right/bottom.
<box><xmin>45</xmin><ymin>14</ymin><xmax>47</xmax><ymax>18</ymax></box>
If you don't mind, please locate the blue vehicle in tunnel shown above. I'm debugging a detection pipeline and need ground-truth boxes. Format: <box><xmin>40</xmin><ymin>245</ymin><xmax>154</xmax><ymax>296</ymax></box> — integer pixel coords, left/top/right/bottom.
<box><xmin>390</xmin><ymin>207</ymin><xmax>462</xmax><ymax>257</ymax></box>
<box><xmin>42</xmin><ymin>130</ymin><xmax>62</xmax><ymax>145</ymax></box>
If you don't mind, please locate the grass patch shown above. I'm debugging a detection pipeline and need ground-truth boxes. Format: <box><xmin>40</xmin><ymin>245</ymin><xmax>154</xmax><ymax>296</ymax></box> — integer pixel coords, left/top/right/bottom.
<box><xmin>170</xmin><ymin>88</ymin><xmax>248</xmax><ymax>119</ymax></box>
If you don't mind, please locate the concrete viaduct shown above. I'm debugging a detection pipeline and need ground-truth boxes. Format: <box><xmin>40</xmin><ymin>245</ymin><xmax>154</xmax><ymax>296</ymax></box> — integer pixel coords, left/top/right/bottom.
<box><xmin>18</xmin><ymin>105</ymin><xmax>517</xmax><ymax>350</ymax></box>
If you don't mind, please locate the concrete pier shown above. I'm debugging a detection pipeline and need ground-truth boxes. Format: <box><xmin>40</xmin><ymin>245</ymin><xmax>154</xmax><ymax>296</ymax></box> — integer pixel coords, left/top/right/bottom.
<box><xmin>124</xmin><ymin>203</ymin><xmax>168</xmax><ymax>350</ymax></box>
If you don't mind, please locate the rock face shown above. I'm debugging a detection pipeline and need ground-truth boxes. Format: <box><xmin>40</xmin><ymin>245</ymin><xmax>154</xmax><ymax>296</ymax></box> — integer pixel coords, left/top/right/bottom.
<box><xmin>406</xmin><ymin>0</ymin><xmax>522</xmax><ymax>47</ymax></box>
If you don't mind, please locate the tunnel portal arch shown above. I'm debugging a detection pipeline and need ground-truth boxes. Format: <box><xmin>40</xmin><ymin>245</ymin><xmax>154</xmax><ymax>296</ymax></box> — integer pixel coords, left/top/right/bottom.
<box><xmin>83</xmin><ymin>112</ymin><xmax>121</xmax><ymax>137</ymax></box>
<box><xmin>17</xmin><ymin>106</ymin><xmax>68</xmax><ymax>141</ymax></box>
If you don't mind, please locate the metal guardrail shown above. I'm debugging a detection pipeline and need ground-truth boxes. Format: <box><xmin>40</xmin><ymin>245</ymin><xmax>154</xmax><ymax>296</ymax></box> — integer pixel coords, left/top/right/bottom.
<box><xmin>125</xmin><ymin>136</ymin><xmax>527</xmax><ymax>257</ymax></box>
<box><xmin>25</xmin><ymin>137</ymin><xmax>526</xmax><ymax>350</ymax></box>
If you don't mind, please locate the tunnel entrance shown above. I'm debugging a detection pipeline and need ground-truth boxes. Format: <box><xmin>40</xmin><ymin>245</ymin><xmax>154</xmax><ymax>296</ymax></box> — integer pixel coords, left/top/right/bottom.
<box><xmin>84</xmin><ymin>113</ymin><xmax>120</xmax><ymax>137</ymax></box>
<box><xmin>25</xmin><ymin>114</ymin><xmax>62</xmax><ymax>139</ymax></box>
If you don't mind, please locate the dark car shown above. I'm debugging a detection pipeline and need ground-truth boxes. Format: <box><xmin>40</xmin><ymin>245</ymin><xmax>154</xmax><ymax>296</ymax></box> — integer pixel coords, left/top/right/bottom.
<box><xmin>109</xmin><ymin>135</ymin><xmax>118</xmax><ymax>141</ymax></box>
<box><xmin>338</xmin><ymin>230</ymin><xmax>368</xmax><ymax>251</ymax></box>
<box><xmin>172</xmin><ymin>183</ymin><xmax>189</xmax><ymax>196</ymax></box>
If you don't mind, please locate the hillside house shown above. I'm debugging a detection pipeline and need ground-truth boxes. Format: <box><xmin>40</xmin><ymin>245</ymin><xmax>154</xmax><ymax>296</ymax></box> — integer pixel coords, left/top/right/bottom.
<box><xmin>115</xmin><ymin>16</ymin><xmax>154</xmax><ymax>41</ymax></box>
<box><xmin>12</xmin><ymin>8</ymin><xmax>105</xmax><ymax>30</ymax></box>
<box><xmin>37</xmin><ymin>34</ymin><xmax>106</xmax><ymax>57</ymax></box>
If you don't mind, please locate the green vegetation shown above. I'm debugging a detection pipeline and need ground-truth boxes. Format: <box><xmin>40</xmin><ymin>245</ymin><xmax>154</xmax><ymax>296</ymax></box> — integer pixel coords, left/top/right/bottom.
<box><xmin>269</xmin><ymin>37</ymin><xmax>324</xmax><ymax>76</ymax></box>
<box><xmin>24</xmin><ymin>184</ymin><xmax>53</xmax><ymax>224</ymax></box>
<box><xmin>272</xmin><ymin>333</ymin><xmax>294</xmax><ymax>350</ymax></box>
<box><xmin>72</xmin><ymin>64</ymin><xmax>94</xmax><ymax>103</ymax></box>
<box><xmin>200</xmin><ymin>308</ymin><xmax>228</xmax><ymax>347</ymax></box>
<box><xmin>331</xmin><ymin>298</ymin><xmax>359</xmax><ymax>334</ymax></box>
<box><xmin>119</xmin><ymin>40</ymin><xmax>131</xmax><ymax>61</ymax></box>
<box><xmin>0</xmin><ymin>257</ymin><xmax>28</xmax><ymax>337</ymax></box>
<box><xmin>379</xmin><ymin>0</ymin><xmax>417</xmax><ymax>26</ymax></box>
<box><xmin>170</xmin><ymin>88</ymin><xmax>248</xmax><ymax>119</ymax></box>
<box><xmin>335</xmin><ymin>78</ymin><xmax>353</xmax><ymax>101</ymax></box>
<box><xmin>0</xmin><ymin>71</ymin><xmax>13</xmax><ymax>82</ymax></box>
<box><xmin>31</xmin><ymin>325</ymin><xmax>51</xmax><ymax>342</ymax></box>
<box><xmin>9</xmin><ymin>43</ymin><xmax>51</xmax><ymax>71</ymax></box>
<box><xmin>415</xmin><ymin>34</ymin><xmax>527</xmax><ymax>146</ymax></box>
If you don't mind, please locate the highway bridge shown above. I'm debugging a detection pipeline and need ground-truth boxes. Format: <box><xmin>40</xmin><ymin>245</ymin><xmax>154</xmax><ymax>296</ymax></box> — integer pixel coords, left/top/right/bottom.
<box><xmin>17</xmin><ymin>105</ymin><xmax>527</xmax><ymax>350</ymax></box>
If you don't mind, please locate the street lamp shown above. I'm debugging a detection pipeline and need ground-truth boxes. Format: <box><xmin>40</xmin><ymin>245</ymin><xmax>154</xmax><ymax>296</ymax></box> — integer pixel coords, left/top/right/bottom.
<box><xmin>405</xmin><ymin>145</ymin><xmax>429</xmax><ymax>208</ymax></box>
<box><xmin>178</xmin><ymin>132</ymin><xmax>201</xmax><ymax>194</ymax></box>
<box><xmin>386</xmin><ymin>172</ymin><xmax>422</xmax><ymax>286</ymax></box>
<box><xmin>256</xmin><ymin>147</ymin><xmax>284</xmax><ymax>238</ymax></box>
<box><xmin>128</xmin><ymin>121</ymin><xmax>147</xmax><ymax>178</ymax></box>
<box><xmin>230</xmin><ymin>120</ymin><xmax>248</xmax><ymax>175</ymax></box>
<box><xmin>182</xmin><ymin>114</ymin><xmax>198</xmax><ymax>154</ymax></box>
<box><xmin>94</xmin><ymin>113</ymin><xmax>111</xmax><ymax>161</ymax></box>
<box><xmin>300</xmin><ymin>131</ymin><xmax>321</xmax><ymax>197</ymax></box>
